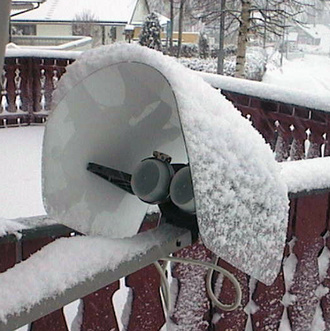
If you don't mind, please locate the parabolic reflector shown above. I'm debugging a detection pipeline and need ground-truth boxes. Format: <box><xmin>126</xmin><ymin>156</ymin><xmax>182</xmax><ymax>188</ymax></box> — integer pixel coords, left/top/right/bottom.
<box><xmin>43</xmin><ymin>44</ymin><xmax>288</xmax><ymax>285</ymax></box>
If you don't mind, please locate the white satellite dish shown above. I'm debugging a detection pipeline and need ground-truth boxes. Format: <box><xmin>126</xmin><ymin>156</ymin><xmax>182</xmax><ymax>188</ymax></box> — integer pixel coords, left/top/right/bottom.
<box><xmin>43</xmin><ymin>44</ymin><xmax>288</xmax><ymax>285</ymax></box>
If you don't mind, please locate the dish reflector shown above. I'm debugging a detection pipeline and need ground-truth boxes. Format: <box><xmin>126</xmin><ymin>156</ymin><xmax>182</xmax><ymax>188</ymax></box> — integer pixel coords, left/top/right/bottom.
<box><xmin>43</xmin><ymin>61</ymin><xmax>188</xmax><ymax>238</ymax></box>
<box><xmin>43</xmin><ymin>44</ymin><xmax>288</xmax><ymax>285</ymax></box>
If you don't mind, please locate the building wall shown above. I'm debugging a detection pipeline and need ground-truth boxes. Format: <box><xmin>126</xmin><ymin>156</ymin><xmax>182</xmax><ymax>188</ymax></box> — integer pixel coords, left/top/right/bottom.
<box><xmin>131</xmin><ymin>0</ymin><xmax>149</xmax><ymax>24</ymax></box>
<box><xmin>37</xmin><ymin>24</ymin><xmax>72</xmax><ymax>37</ymax></box>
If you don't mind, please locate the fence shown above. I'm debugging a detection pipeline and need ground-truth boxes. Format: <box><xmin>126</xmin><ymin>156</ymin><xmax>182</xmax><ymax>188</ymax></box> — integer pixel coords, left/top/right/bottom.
<box><xmin>1</xmin><ymin>54</ymin><xmax>75</xmax><ymax>127</ymax></box>
<box><xmin>0</xmin><ymin>54</ymin><xmax>329</xmax><ymax>330</ymax></box>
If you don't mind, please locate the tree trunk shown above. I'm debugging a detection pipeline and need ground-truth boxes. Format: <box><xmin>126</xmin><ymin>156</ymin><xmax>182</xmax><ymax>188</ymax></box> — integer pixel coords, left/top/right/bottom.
<box><xmin>169</xmin><ymin>0</ymin><xmax>174</xmax><ymax>53</ymax></box>
<box><xmin>235</xmin><ymin>0</ymin><xmax>251</xmax><ymax>78</ymax></box>
<box><xmin>177</xmin><ymin>0</ymin><xmax>185</xmax><ymax>58</ymax></box>
<box><xmin>0</xmin><ymin>0</ymin><xmax>10</xmax><ymax>70</ymax></box>
<box><xmin>217</xmin><ymin>0</ymin><xmax>226</xmax><ymax>74</ymax></box>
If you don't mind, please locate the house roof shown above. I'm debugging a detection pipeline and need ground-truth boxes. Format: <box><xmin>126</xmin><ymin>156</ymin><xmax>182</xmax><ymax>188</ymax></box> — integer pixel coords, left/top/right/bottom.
<box><xmin>297</xmin><ymin>24</ymin><xmax>329</xmax><ymax>40</ymax></box>
<box><xmin>11</xmin><ymin>0</ymin><xmax>143</xmax><ymax>23</ymax></box>
<box><xmin>296</xmin><ymin>24</ymin><xmax>330</xmax><ymax>52</ymax></box>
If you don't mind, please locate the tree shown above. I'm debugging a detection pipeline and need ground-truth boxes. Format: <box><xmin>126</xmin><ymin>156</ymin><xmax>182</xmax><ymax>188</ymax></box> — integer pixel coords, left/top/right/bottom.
<box><xmin>177</xmin><ymin>0</ymin><xmax>187</xmax><ymax>57</ymax></box>
<box><xmin>72</xmin><ymin>10</ymin><xmax>102</xmax><ymax>46</ymax></box>
<box><xmin>187</xmin><ymin>0</ymin><xmax>314</xmax><ymax>78</ymax></box>
<box><xmin>72</xmin><ymin>10</ymin><xmax>98</xmax><ymax>37</ymax></box>
<box><xmin>139</xmin><ymin>12</ymin><xmax>163</xmax><ymax>50</ymax></box>
<box><xmin>199</xmin><ymin>33</ymin><xmax>210</xmax><ymax>59</ymax></box>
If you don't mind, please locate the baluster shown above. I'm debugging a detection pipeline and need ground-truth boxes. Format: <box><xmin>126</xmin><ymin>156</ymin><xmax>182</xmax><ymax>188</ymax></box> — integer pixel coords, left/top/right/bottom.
<box><xmin>0</xmin><ymin>69</ymin><xmax>8</xmax><ymax>113</ymax></box>
<box><xmin>306</xmin><ymin>128</ymin><xmax>323</xmax><ymax>159</ymax></box>
<box><xmin>40</xmin><ymin>69</ymin><xmax>46</xmax><ymax>112</ymax></box>
<box><xmin>289</xmin><ymin>125</ymin><xmax>305</xmax><ymax>161</ymax></box>
<box><xmin>315</xmin><ymin>231</ymin><xmax>330</xmax><ymax>331</ymax></box>
<box><xmin>171</xmin><ymin>240</ymin><xmax>213</xmax><ymax>330</ymax></box>
<box><xmin>321</xmin><ymin>229</ymin><xmax>330</xmax><ymax>330</ymax></box>
<box><xmin>288</xmin><ymin>194</ymin><xmax>328</xmax><ymax>330</ymax></box>
<box><xmin>53</xmin><ymin>69</ymin><xmax>59</xmax><ymax>90</ymax></box>
<box><xmin>14</xmin><ymin>67</ymin><xmax>23</xmax><ymax>113</ymax></box>
<box><xmin>125</xmin><ymin>214</ymin><xmax>165</xmax><ymax>330</ymax></box>
<box><xmin>274</xmin><ymin>121</ymin><xmax>290</xmax><ymax>162</ymax></box>
<box><xmin>252</xmin><ymin>199</ymin><xmax>296</xmax><ymax>330</ymax></box>
<box><xmin>251</xmin><ymin>271</ymin><xmax>285</xmax><ymax>329</ymax></box>
<box><xmin>321</xmin><ymin>133</ymin><xmax>327</xmax><ymax>157</ymax></box>
<box><xmin>80</xmin><ymin>282</ymin><xmax>120</xmax><ymax>331</ymax></box>
<box><xmin>304</xmin><ymin>128</ymin><xmax>311</xmax><ymax>158</ymax></box>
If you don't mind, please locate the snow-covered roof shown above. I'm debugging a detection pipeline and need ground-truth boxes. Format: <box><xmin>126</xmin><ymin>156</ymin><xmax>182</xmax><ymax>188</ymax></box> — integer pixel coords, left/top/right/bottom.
<box><xmin>297</xmin><ymin>24</ymin><xmax>328</xmax><ymax>39</ymax></box>
<box><xmin>296</xmin><ymin>23</ymin><xmax>330</xmax><ymax>50</ymax></box>
<box><xmin>11</xmin><ymin>0</ymin><xmax>142</xmax><ymax>23</ymax></box>
<box><xmin>155</xmin><ymin>12</ymin><xmax>170</xmax><ymax>26</ymax></box>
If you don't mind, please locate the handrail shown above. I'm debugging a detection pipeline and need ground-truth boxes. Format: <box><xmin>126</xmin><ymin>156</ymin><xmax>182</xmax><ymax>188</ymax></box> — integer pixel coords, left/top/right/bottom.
<box><xmin>0</xmin><ymin>224</ymin><xmax>192</xmax><ymax>331</ymax></box>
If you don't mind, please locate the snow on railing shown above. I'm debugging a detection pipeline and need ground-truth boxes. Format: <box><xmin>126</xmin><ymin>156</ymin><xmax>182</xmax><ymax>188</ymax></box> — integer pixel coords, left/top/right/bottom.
<box><xmin>198</xmin><ymin>71</ymin><xmax>330</xmax><ymax>114</ymax></box>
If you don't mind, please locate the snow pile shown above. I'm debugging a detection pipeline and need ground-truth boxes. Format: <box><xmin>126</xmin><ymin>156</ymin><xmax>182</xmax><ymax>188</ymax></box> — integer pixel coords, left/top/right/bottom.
<box><xmin>0</xmin><ymin>224</ymin><xmax>175</xmax><ymax>323</ymax></box>
<box><xmin>49</xmin><ymin>43</ymin><xmax>288</xmax><ymax>285</ymax></box>
<box><xmin>280</xmin><ymin>157</ymin><xmax>330</xmax><ymax>194</ymax></box>
<box><xmin>263</xmin><ymin>54</ymin><xmax>330</xmax><ymax>97</ymax></box>
<box><xmin>0</xmin><ymin>127</ymin><xmax>45</xmax><ymax>219</ymax></box>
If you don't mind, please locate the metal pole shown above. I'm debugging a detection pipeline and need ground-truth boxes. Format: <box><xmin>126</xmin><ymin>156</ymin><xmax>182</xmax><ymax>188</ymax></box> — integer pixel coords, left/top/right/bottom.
<box><xmin>217</xmin><ymin>0</ymin><xmax>226</xmax><ymax>74</ymax></box>
<box><xmin>0</xmin><ymin>0</ymin><xmax>11</xmax><ymax>70</ymax></box>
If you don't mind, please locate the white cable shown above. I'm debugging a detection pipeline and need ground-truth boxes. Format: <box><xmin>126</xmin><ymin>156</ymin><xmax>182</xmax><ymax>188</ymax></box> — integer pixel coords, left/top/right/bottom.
<box><xmin>157</xmin><ymin>256</ymin><xmax>242</xmax><ymax>312</ymax></box>
<box><xmin>205</xmin><ymin>257</ymin><xmax>241</xmax><ymax>311</ymax></box>
<box><xmin>154</xmin><ymin>261</ymin><xmax>171</xmax><ymax>312</ymax></box>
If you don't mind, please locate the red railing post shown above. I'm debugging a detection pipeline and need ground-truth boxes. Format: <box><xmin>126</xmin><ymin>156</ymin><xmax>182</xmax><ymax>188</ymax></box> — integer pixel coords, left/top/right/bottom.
<box><xmin>171</xmin><ymin>240</ymin><xmax>213</xmax><ymax>330</ymax></box>
<box><xmin>80</xmin><ymin>282</ymin><xmax>120</xmax><ymax>331</ymax></box>
<box><xmin>125</xmin><ymin>214</ymin><xmax>166</xmax><ymax>330</ymax></box>
<box><xmin>288</xmin><ymin>194</ymin><xmax>329</xmax><ymax>330</ymax></box>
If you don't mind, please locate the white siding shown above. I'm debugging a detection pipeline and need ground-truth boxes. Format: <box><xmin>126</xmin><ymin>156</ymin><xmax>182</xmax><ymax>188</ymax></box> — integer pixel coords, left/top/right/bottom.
<box><xmin>131</xmin><ymin>0</ymin><xmax>149</xmax><ymax>24</ymax></box>
<box><xmin>116</xmin><ymin>26</ymin><xmax>125</xmax><ymax>41</ymax></box>
<box><xmin>37</xmin><ymin>24</ymin><xmax>72</xmax><ymax>36</ymax></box>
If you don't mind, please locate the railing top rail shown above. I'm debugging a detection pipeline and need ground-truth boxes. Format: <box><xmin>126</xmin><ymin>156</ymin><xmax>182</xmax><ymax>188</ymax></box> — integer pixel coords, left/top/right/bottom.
<box><xmin>198</xmin><ymin>71</ymin><xmax>330</xmax><ymax>114</ymax></box>
<box><xmin>0</xmin><ymin>224</ymin><xmax>192</xmax><ymax>331</ymax></box>
<box><xmin>5</xmin><ymin>48</ymin><xmax>81</xmax><ymax>60</ymax></box>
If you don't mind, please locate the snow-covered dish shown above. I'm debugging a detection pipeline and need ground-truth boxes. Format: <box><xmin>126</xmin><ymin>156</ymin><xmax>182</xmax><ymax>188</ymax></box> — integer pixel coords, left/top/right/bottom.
<box><xmin>43</xmin><ymin>43</ymin><xmax>288</xmax><ymax>285</ymax></box>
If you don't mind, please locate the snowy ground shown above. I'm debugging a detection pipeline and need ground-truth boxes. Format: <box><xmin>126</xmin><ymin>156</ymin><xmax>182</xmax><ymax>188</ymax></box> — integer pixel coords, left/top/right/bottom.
<box><xmin>0</xmin><ymin>126</ymin><xmax>45</xmax><ymax>220</ymax></box>
<box><xmin>263</xmin><ymin>54</ymin><xmax>330</xmax><ymax>96</ymax></box>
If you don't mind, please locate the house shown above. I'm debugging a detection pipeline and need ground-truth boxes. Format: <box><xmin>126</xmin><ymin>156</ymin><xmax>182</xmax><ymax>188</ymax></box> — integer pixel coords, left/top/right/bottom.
<box><xmin>10</xmin><ymin>0</ymin><xmax>150</xmax><ymax>46</ymax></box>
<box><xmin>290</xmin><ymin>24</ymin><xmax>330</xmax><ymax>54</ymax></box>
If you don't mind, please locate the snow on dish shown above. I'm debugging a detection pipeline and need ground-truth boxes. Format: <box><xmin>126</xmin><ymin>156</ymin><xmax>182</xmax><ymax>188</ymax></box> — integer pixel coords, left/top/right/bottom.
<box><xmin>49</xmin><ymin>43</ymin><xmax>289</xmax><ymax>285</ymax></box>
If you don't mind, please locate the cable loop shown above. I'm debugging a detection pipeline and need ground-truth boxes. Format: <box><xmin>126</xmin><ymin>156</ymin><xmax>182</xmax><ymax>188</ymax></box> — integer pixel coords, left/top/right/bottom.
<box><xmin>156</xmin><ymin>256</ymin><xmax>242</xmax><ymax>312</ymax></box>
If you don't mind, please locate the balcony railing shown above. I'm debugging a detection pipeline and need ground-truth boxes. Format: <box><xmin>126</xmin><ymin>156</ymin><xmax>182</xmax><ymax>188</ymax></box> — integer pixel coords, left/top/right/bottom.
<box><xmin>0</xmin><ymin>52</ymin><xmax>330</xmax><ymax>330</ymax></box>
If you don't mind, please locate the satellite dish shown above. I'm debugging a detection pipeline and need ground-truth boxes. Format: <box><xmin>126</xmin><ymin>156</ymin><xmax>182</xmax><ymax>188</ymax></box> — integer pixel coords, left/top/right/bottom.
<box><xmin>43</xmin><ymin>44</ymin><xmax>288</xmax><ymax>285</ymax></box>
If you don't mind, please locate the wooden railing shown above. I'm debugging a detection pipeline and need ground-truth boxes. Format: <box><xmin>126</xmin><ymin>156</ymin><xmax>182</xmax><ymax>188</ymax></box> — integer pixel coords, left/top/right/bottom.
<box><xmin>0</xmin><ymin>54</ymin><xmax>330</xmax><ymax>330</ymax></box>
<box><xmin>1</xmin><ymin>53</ymin><xmax>75</xmax><ymax>127</ymax></box>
